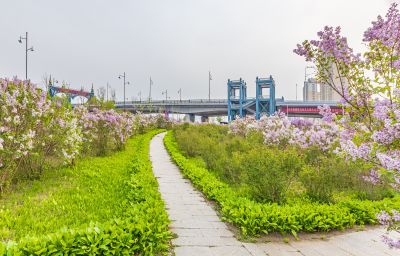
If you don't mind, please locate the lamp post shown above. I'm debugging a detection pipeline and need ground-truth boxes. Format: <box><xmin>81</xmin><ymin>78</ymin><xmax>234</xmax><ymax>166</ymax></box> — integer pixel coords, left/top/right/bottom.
<box><xmin>18</xmin><ymin>32</ymin><xmax>34</xmax><ymax>80</ymax></box>
<box><xmin>106</xmin><ymin>82</ymin><xmax>110</xmax><ymax>102</ymax></box>
<box><xmin>208</xmin><ymin>71</ymin><xmax>212</xmax><ymax>101</ymax></box>
<box><xmin>178</xmin><ymin>88</ymin><xmax>182</xmax><ymax>102</ymax></box>
<box><xmin>149</xmin><ymin>77</ymin><xmax>153</xmax><ymax>102</ymax></box>
<box><xmin>162</xmin><ymin>89</ymin><xmax>168</xmax><ymax>101</ymax></box>
<box><xmin>118</xmin><ymin>72</ymin><xmax>130</xmax><ymax>110</ymax></box>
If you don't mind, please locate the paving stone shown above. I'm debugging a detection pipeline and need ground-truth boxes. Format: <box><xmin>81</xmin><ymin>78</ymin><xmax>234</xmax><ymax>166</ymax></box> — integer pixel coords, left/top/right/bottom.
<box><xmin>174</xmin><ymin>246</ymin><xmax>214</xmax><ymax>256</ymax></box>
<box><xmin>170</xmin><ymin>228</ymin><xmax>204</xmax><ymax>237</ymax></box>
<box><xmin>171</xmin><ymin>220</ymin><xmax>226</xmax><ymax>229</ymax></box>
<box><xmin>289</xmin><ymin>240</ymin><xmax>351</xmax><ymax>256</ymax></box>
<box><xmin>173</xmin><ymin>236</ymin><xmax>240</xmax><ymax>246</ymax></box>
<box><xmin>210</xmin><ymin>245</ymin><xmax>254</xmax><ymax>256</ymax></box>
<box><xmin>257</xmin><ymin>243</ymin><xmax>304</xmax><ymax>256</ymax></box>
<box><xmin>242</xmin><ymin>243</ymin><xmax>268</xmax><ymax>256</ymax></box>
<box><xmin>201</xmin><ymin>228</ymin><xmax>234</xmax><ymax>237</ymax></box>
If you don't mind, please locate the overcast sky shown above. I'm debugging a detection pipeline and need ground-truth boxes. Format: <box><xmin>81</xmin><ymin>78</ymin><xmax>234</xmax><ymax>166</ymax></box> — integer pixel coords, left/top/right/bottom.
<box><xmin>0</xmin><ymin>1</ymin><xmax>396</xmax><ymax>101</ymax></box>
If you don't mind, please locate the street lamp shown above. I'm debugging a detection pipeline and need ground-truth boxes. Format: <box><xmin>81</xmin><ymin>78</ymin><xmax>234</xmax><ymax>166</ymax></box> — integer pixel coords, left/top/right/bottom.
<box><xmin>149</xmin><ymin>77</ymin><xmax>153</xmax><ymax>102</ymax></box>
<box><xmin>118</xmin><ymin>72</ymin><xmax>130</xmax><ymax>110</ymax></box>
<box><xmin>106</xmin><ymin>82</ymin><xmax>110</xmax><ymax>102</ymax></box>
<box><xmin>18</xmin><ymin>32</ymin><xmax>34</xmax><ymax>80</ymax></box>
<box><xmin>178</xmin><ymin>88</ymin><xmax>182</xmax><ymax>102</ymax></box>
<box><xmin>208</xmin><ymin>71</ymin><xmax>212</xmax><ymax>101</ymax></box>
<box><xmin>162</xmin><ymin>89</ymin><xmax>169</xmax><ymax>101</ymax></box>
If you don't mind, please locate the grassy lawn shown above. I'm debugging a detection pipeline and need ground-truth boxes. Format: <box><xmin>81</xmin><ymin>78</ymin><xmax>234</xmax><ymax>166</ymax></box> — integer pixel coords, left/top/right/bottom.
<box><xmin>0</xmin><ymin>130</ymin><xmax>171</xmax><ymax>255</ymax></box>
<box><xmin>0</xmin><ymin>148</ymin><xmax>132</xmax><ymax>241</ymax></box>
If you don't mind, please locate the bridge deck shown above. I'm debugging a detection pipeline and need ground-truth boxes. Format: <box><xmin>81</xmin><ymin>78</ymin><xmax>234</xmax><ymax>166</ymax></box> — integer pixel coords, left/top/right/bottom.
<box><xmin>112</xmin><ymin>99</ymin><xmax>340</xmax><ymax>118</ymax></box>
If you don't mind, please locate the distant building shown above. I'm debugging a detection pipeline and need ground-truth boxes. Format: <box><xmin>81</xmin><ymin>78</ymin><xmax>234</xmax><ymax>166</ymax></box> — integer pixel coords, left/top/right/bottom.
<box><xmin>320</xmin><ymin>83</ymin><xmax>341</xmax><ymax>101</ymax></box>
<box><xmin>304</xmin><ymin>63</ymin><xmax>343</xmax><ymax>102</ymax></box>
<box><xmin>320</xmin><ymin>63</ymin><xmax>343</xmax><ymax>101</ymax></box>
<box><xmin>303</xmin><ymin>78</ymin><xmax>320</xmax><ymax>101</ymax></box>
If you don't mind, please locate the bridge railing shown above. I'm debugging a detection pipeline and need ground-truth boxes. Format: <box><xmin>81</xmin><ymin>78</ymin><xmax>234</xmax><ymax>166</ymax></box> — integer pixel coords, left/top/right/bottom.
<box><xmin>115</xmin><ymin>99</ymin><xmax>228</xmax><ymax>105</ymax></box>
<box><xmin>276</xmin><ymin>100</ymin><xmax>339</xmax><ymax>106</ymax></box>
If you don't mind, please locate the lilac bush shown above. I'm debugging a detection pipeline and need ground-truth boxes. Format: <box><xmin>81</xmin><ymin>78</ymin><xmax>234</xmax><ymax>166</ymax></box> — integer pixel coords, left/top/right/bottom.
<box><xmin>0</xmin><ymin>77</ymin><xmax>165</xmax><ymax>192</ymax></box>
<box><xmin>75</xmin><ymin>106</ymin><xmax>135</xmax><ymax>155</ymax></box>
<box><xmin>295</xmin><ymin>3</ymin><xmax>400</xmax><ymax>247</ymax></box>
<box><xmin>229</xmin><ymin>109</ymin><xmax>339</xmax><ymax>152</ymax></box>
<box><xmin>0</xmin><ymin>78</ymin><xmax>82</xmax><ymax>191</ymax></box>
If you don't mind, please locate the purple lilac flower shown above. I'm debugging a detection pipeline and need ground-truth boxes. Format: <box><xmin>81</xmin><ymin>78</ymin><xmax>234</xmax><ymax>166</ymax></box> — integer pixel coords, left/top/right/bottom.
<box><xmin>362</xmin><ymin>169</ymin><xmax>381</xmax><ymax>185</ymax></box>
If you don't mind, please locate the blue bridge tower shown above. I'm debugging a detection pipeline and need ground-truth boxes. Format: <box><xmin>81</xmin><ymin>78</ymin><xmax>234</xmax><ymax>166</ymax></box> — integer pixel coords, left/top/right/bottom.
<box><xmin>227</xmin><ymin>75</ymin><xmax>277</xmax><ymax>121</ymax></box>
<box><xmin>255</xmin><ymin>76</ymin><xmax>276</xmax><ymax>119</ymax></box>
<box><xmin>227</xmin><ymin>78</ymin><xmax>247</xmax><ymax>122</ymax></box>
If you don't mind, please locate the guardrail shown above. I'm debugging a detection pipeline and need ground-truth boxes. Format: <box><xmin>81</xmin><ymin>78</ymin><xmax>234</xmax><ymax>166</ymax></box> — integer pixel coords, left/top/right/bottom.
<box><xmin>114</xmin><ymin>99</ymin><xmax>339</xmax><ymax>106</ymax></box>
<box><xmin>114</xmin><ymin>99</ymin><xmax>228</xmax><ymax>105</ymax></box>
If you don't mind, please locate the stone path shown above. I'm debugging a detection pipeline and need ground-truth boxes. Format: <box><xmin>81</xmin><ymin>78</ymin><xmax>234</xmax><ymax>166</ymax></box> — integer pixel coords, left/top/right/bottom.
<box><xmin>150</xmin><ymin>133</ymin><xmax>399</xmax><ymax>256</ymax></box>
<box><xmin>150</xmin><ymin>133</ymin><xmax>253</xmax><ymax>256</ymax></box>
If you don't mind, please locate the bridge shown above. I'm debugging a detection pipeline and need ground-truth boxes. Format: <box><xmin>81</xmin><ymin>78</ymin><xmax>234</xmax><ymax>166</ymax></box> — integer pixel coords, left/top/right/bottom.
<box><xmin>114</xmin><ymin>74</ymin><xmax>342</xmax><ymax>121</ymax></box>
<box><xmin>49</xmin><ymin>85</ymin><xmax>94</xmax><ymax>102</ymax></box>
<box><xmin>114</xmin><ymin>99</ymin><xmax>342</xmax><ymax>121</ymax></box>
<box><xmin>88</xmin><ymin>74</ymin><xmax>342</xmax><ymax>121</ymax></box>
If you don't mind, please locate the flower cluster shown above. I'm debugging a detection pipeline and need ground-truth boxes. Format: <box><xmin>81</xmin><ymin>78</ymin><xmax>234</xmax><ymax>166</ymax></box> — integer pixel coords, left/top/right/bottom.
<box><xmin>294</xmin><ymin>26</ymin><xmax>359</xmax><ymax>65</ymax></box>
<box><xmin>229</xmin><ymin>108</ymin><xmax>339</xmax><ymax>151</ymax></box>
<box><xmin>377</xmin><ymin>210</ymin><xmax>400</xmax><ymax>249</ymax></box>
<box><xmin>333</xmin><ymin>98</ymin><xmax>400</xmax><ymax>190</ymax></box>
<box><xmin>75</xmin><ymin>106</ymin><xmax>135</xmax><ymax>154</ymax></box>
<box><xmin>364</xmin><ymin>3</ymin><xmax>400</xmax><ymax>71</ymax></box>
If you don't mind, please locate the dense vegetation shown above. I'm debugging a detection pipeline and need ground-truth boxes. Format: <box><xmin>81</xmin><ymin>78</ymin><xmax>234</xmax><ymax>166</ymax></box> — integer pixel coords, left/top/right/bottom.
<box><xmin>174</xmin><ymin>124</ymin><xmax>393</xmax><ymax>203</ymax></box>
<box><xmin>165</xmin><ymin>127</ymin><xmax>400</xmax><ymax>236</ymax></box>
<box><xmin>0</xmin><ymin>131</ymin><xmax>171</xmax><ymax>255</ymax></box>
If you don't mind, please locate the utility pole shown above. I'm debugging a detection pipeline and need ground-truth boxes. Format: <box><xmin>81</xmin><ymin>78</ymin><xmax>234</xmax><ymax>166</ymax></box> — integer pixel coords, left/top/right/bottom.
<box><xmin>208</xmin><ymin>71</ymin><xmax>212</xmax><ymax>101</ymax></box>
<box><xmin>178</xmin><ymin>88</ymin><xmax>182</xmax><ymax>101</ymax></box>
<box><xmin>18</xmin><ymin>32</ymin><xmax>34</xmax><ymax>80</ymax></box>
<box><xmin>149</xmin><ymin>77</ymin><xmax>153</xmax><ymax>102</ymax></box>
<box><xmin>118</xmin><ymin>72</ymin><xmax>130</xmax><ymax>110</ymax></box>
<box><xmin>138</xmin><ymin>91</ymin><xmax>142</xmax><ymax>102</ymax></box>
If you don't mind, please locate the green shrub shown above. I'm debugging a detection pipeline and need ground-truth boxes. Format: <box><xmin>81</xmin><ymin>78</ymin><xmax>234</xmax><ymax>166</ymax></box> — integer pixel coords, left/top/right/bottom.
<box><xmin>164</xmin><ymin>131</ymin><xmax>400</xmax><ymax>237</ymax></box>
<box><xmin>241</xmin><ymin>148</ymin><xmax>303</xmax><ymax>203</ymax></box>
<box><xmin>300</xmin><ymin>153</ymin><xmax>394</xmax><ymax>202</ymax></box>
<box><xmin>1</xmin><ymin>130</ymin><xmax>171</xmax><ymax>255</ymax></box>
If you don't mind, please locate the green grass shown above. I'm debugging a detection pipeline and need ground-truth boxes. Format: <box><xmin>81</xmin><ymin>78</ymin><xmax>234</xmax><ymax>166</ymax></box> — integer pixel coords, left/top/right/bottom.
<box><xmin>0</xmin><ymin>147</ymin><xmax>132</xmax><ymax>240</ymax></box>
<box><xmin>0</xmin><ymin>130</ymin><xmax>172</xmax><ymax>255</ymax></box>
